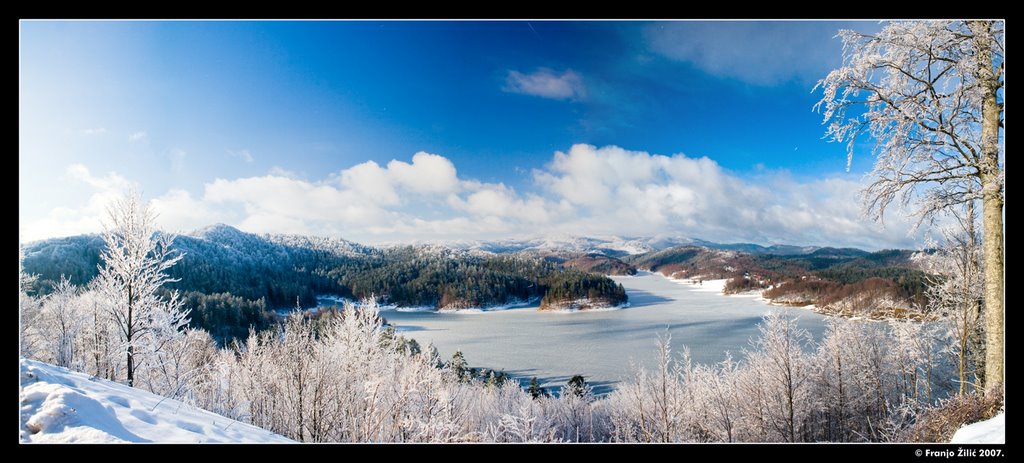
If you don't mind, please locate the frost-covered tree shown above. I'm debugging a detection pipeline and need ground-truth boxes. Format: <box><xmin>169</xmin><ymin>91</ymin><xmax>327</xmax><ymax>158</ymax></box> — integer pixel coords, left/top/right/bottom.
<box><xmin>914</xmin><ymin>214</ymin><xmax>985</xmax><ymax>394</ymax></box>
<box><xmin>448</xmin><ymin>350</ymin><xmax>470</xmax><ymax>382</ymax></box>
<box><xmin>555</xmin><ymin>375</ymin><xmax>596</xmax><ymax>442</ymax></box>
<box><xmin>77</xmin><ymin>284</ymin><xmax>118</xmax><ymax>380</ymax></box>
<box><xmin>816</xmin><ymin>20</ymin><xmax>1004</xmax><ymax>391</ymax></box>
<box><xmin>96</xmin><ymin>191</ymin><xmax>187</xmax><ymax>387</ymax></box>
<box><xmin>19</xmin><ymin>245</ymin><xmax>42</xmax><ymax>359</ymax></box>
<box><xmin>38</xmin><ymin>276</ymin><xmax>85</xmax><ymax>368</ymax></box>
<box><xmin>695</xmin><ymin>354</ymin><xmax>740</xmax><ymax>442</ymax></box>
<box><xmin>604</xmin><ymin>336</ymin><xmax>699</xmax><ymax>442</ymax></box>
<box><xmin>813</xmin><ymin>320</ymin><xmax>859</xmax><ymax>441</ymax></box>
<box><xmin>744</xmin><ymin>311</ymin><xmax>812</xmax><ymax>442</ymax></box>
<box><xmin>139</xmin><ymin>325</ymin><xmax>215</xmax><ymax>400</ymax></box>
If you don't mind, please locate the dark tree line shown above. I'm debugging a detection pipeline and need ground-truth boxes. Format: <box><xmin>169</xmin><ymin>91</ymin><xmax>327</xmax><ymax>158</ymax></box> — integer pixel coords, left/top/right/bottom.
<box><xmin>173</xmin><ymin>291</ymin><xmax>275</xmax><ymax>344</ymax></box>
<box><xmin>540</xmin><ymin>271</ymin><xmax>627</xmax><ymax>308</ymax></box>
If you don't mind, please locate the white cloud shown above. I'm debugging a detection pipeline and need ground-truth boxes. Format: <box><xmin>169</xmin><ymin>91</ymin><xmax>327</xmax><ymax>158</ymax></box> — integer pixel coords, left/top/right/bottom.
<box><xmin>150</xmin><ymin>189</ymin><xmax>226</xmax><ymax>233</ymax></box>
<box><xmin>20</xmin><ymin>165</ymin><xmax>135</xmax><ymax>242</ymax></box>
<box><xmin>337</xmin><ymin>161</ymin><xmax>401</xmax><ymax>206</ymax></box>
<box><xmin>448</xmin><ymin>183</ymin><xmax>562</xmax><ymax>225</ymax></box>
<box><xmin>22</xmin><ymin>147</ymin><xmax>923</xmax><ymax>250</ymax></box>
<box><xmin>503</xmin><ymin>68</ymin><xmax>585</xmax><ymax>101</ymax></box>
<box><xmin>64</xmin><ymin>164</ymin><xmax>132</xmax><ymax>191</ymax></box>
<box><xmin>79</xmin><ymin>128</ymin><xmax>106</xmax><ymax>135</ymax></box>
<box><xmin>337</xmin><ymin>151</ymin><xmax>460</xmax><ymax>206</ymax></box>
<box><xmin>385</xmin><ymin>152</ymin><xmax>460</xmax><ymax>194</ymax></box>
<box><xmin>228</xmin><ymin>149</ymin><xmax>254</xmax><ymax>163</ymax></box>
<box><xmin>531</xmin><ymin>144</ymin><xmax>919</xmax><ymax>248</ymax></box>
<box><xmin>128</xmin><ymin>131</ymin><xmax>147</xmax><ymax>141</ymax></box>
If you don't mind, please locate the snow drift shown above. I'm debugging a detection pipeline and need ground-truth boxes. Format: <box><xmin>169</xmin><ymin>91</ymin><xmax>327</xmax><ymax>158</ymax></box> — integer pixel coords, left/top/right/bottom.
<box><xmin>950</xmin><ymin>413</ymin><xmax>1005</xmax><ymax>444</ymax></box>
<box><xmin>19</xmin><ymin>358</ymin><xmax>292</xmax><ymax>443</ymax></box>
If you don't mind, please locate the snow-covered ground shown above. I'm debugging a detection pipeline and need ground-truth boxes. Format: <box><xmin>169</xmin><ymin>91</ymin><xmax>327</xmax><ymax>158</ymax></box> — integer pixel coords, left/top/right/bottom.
<box><xmin>950</xmin><ymin>413</ymin><xmax>1005</xmax><ymax>444</ymax></box>
<box><xmin>19</xmin><ymin>358</ymin><xmax>292</xmax><ymax>443</ymax></box>
<box><xmin>664</xmin><ymin>276</ymin><xmax>729</xmax><ymax>294</ymax></box>
<box><xmin>394</xmin><ymin>305</ymin><xmax>437</xmax><ymax>313</ymax></box>
<box><xmin>659</xmin><ymin>274</ymin><xmax>832</xmax><ymax>316</ymax></box>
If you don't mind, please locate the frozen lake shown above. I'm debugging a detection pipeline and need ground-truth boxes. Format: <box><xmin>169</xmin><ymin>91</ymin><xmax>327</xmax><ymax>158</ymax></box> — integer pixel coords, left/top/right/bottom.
<box><xmin>366</xmin><ymin>271</ymin><xmax>829</xmax><ymax>394</ymax></box>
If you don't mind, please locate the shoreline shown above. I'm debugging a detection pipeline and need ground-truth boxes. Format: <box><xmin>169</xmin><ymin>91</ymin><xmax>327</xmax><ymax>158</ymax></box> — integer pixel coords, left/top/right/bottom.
<box><xmin>316</xmin><ymin>293</ymin><xmax>632</xmax><ymax>316</ymax></box>
<box><xmin>652</xmin><ymin>271</ymin><xmax>921</xmax><ymax>322</ymax></box>
<box><xmin>538</xmin><ymin>300</ymin><xmax>631</xmax><ymax>314</ymax></box>
<box><xmin>653</xmin><ymin>271</ymin><xmax>825</xmax><ymax>315</ymax></box>
<box><xmin>308</xmin><ymin>295</ymin><xmax>539</xmax><ymax>314</ymax></box>
<box><xmin>437</xmin><ymin>299</ymin><xmax>539</xmax><ymax>314</ymax></box>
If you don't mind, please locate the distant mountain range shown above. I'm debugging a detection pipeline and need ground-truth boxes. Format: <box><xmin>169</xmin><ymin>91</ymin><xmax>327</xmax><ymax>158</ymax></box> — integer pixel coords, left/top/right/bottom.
<box><xmin>23</xmin><ymin>223</ymin><xmax>849</xmax><ymax>261</ymax></box>
<box><xmin>408</xmin><ymin>235</ymin><xmax>828</xmax><ymax>257</ymax></box>
<box><xmin>20</xmin><ymin>224</ymin><xmax>865</xmax><ymax>295</ymax></box>
<box><xmin>21</xmin><ymin>223</ymin><xmax>926</xmax><ymax>339</ymax></box>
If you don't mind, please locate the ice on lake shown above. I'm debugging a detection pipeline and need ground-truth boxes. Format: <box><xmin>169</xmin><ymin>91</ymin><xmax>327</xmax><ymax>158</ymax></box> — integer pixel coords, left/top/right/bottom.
<box><xmin>333</xmin><ymin>271</ymin><xmax>829</xmax><ymax>394</ymax></box>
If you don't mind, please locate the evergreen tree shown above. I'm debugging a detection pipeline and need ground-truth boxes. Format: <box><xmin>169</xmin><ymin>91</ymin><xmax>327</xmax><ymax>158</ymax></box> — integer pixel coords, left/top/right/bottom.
<box><xmin>527</xmin><ymin>376</ymin><xmax>545</xmax><ymax>398</ymax></box>
<box><xmin>565</xmin><ymin>374</ymin><xmax>588</xmax><ymax>398</ymax></box>
<box><xmin>448</xmin><ymin>350</ymin><xmax>469</xmax><ymax>382</ymax></box>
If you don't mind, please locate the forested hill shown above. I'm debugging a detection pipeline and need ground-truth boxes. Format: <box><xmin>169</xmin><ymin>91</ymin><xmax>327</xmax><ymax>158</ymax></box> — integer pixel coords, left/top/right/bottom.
<box><xmin>21</xmin><ymin>224</ymin><xmax>368</xmax><ymax>308</ymax></box>
<box><xmin>620</xmin><ymin>245</ymin><xmax>930</xmax><ymax>318</ymax></box>
<box><xmin>21</xmin><ymin>225</ymin><xmax>627</xmax><ymax>340</ymax></box>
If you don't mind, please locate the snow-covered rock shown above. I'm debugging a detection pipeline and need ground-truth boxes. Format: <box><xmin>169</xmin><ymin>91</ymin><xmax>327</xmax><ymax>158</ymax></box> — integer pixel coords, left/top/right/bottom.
<box><xmin>19</xmin><ymin>358</ymin><xmax>292</xmax><ymax>443</ymax></box>
<box><xmin>950</xmin><ymin>413</ymin><xmax>1005</xmax><ymax>444</ymax></box>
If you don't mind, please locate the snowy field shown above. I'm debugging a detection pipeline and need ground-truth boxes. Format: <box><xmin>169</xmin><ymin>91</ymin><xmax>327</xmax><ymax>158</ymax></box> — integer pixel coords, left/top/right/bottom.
<box><xmin>19</xmin><ymin>358</ymin><xmax>292</xmax><ymax>443</ymax></box>
<box><xmin>377</xmin><ymin>271</ymin><xmax>829</xmax><ymax>393</ymax></box>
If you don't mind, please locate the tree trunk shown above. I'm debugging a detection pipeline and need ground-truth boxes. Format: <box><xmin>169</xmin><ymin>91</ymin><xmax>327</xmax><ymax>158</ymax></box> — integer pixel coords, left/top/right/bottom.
<box><xmin>970</xmin><ymin>20</ymin><xmax>1004</xmax><ymax>393</ymax></box>
<box><xmin>981</xmin><ymin>189</ymin><xmax>1003</xmax><ymax>392</ymax></box>
<box><xmin>967</xmin><ymin>199</ymin><xmax>986</xmax><ymax>392</ymax></box>
<box><xmin>126</xmin><ymin>284</ymin><xmax>134</xmax><ymax>388</ymax></box>
<box><xmin>126</xmin><ymin>343</ymin><xmax>134</xmax><ymax>387</ymax></box>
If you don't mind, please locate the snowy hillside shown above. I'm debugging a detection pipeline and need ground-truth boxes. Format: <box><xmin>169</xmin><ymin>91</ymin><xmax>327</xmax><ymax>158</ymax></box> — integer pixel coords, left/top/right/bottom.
<box><xmin>264</xmin><ymin>231</ymin><xmax>379</xmax><ymax>258</ymax></box>
<box><xmin>19</xmin><ymin>358</ymin><xmax>292</xmax><ymax>443</ymax></box>
<box><xmin>405</xmin><ymin>235</ymin><xmax>821</xmax><ymax>257</ymax></box>
<box><xmin>421</xmin><ymin>234</ymin><xmax>696</xmax><ymax>256</ymax></box>
<box><xmin>950</xmin><ymin>413</ymin><xmax>1005</xmax><ymax>444</ymax></box>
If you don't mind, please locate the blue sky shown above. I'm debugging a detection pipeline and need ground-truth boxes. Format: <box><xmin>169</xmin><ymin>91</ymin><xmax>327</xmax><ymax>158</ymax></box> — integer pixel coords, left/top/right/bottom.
<box><xmin>19</xmin><ymin>20</ymin><xmax>924</xmax><ymax>249</ymax></box>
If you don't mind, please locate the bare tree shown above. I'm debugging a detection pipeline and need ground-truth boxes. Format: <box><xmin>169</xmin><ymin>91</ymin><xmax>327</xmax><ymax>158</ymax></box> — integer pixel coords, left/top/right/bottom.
<box><xmin>914</xmin><ymin>208</ymin><xmax>984</xmax><ymax>395</ymax></box>
<box><xmin>78</xmin><ymin>283</ymin><xmax>118</xmax><ymax>380</ymax></box>
<box><xmin>745</xmin><ymin>311</ymin><xmax>812</xmax><ymax>442</ymax></box>
<box><xmin>39</xmin><ymin>276</ymin><xmax>85</xmax><ymax>368</ymax></box>
<box><xmin>96</xmin><ymin>191</ymin><xmax>186</xmax><ymax>387</ymax></box>
<box><xmin>816</xmin><ymin>20</ymin><xmax>1004</xmax><ymax>391</ymax></box>
<box><xmin>19</xmin><ymin>245</ymin><xmax>42</xmax><ymax>359</ymax></box>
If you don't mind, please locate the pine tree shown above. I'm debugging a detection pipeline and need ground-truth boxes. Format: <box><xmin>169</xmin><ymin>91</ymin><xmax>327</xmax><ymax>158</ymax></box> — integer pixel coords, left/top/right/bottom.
<box><xmin>527</xmin><ymin>376</ymin><xmax>545</xmax><ymax>398</ymax></box>
<box><xmin>565</xmin><ymin>375</ymin><xmax>588</xmax><ymax>398</ymax></box>
<box><xmin>448</xmin><ymin>350</ymin><xmax>469</xmax><ymax>382</ymax></box>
